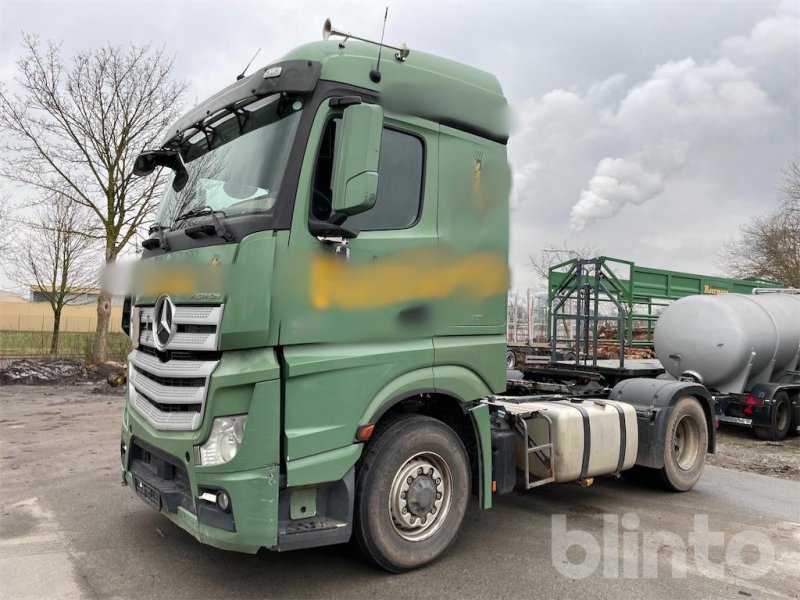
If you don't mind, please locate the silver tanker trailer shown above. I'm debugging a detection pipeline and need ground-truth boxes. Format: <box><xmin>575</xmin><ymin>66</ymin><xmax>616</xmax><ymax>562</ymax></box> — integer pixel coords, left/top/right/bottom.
<box><xmin>651</xmin><ymin>289</ymin><xmax>800</xmax><ymax>440</ymax></box>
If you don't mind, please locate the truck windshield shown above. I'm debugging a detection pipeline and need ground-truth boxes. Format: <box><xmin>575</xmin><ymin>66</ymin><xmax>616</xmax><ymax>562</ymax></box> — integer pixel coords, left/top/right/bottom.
<box><xmin>155</xmin><ymin>94</ymin><xmax>303</xmax><ymax>230</ymax></box>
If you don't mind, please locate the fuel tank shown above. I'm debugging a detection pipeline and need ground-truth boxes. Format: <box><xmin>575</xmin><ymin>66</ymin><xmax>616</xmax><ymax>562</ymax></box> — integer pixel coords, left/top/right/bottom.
<box><xmin>654</xmin><ymin>293</ymin><xmax>800</xmax><ymax>393</ymax></box>
<box><xmin>516</xmin><ymin>399</ymin><xmax>638</xmax><ymax>483</ymax></box>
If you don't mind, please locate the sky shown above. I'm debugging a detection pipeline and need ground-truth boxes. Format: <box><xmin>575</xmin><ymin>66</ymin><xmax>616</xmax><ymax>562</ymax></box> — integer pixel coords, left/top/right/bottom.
<box><xmin>1</xmin><ymin>0</ymin><xmax>798</xmax><ymax>292</ymax></box>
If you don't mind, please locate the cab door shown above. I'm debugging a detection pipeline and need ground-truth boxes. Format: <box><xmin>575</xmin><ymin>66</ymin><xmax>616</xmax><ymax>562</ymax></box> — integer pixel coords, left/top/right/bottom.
<box><xmin>277</xmin><ymin>100</ymin><xmax>439</xmax><ymax>461</ymax></box>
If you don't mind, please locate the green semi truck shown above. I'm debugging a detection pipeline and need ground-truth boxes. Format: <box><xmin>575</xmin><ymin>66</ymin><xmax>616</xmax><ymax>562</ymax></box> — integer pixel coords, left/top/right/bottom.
<box><xmin>121</xmin><ymin>22</ymin><xmax>714</xmax><ymax>572</ymax></box>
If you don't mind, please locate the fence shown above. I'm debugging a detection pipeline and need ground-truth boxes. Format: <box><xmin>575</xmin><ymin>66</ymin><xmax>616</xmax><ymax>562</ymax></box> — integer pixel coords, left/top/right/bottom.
<box><xmin>0</xmin><ymin>302</ymin><xmax>129</xmax><ymax>362</ymax></box>
<box><xmin>0</xmin><ymin>302</ymin><xmax>123</xmax><ymax>333</ymax></box>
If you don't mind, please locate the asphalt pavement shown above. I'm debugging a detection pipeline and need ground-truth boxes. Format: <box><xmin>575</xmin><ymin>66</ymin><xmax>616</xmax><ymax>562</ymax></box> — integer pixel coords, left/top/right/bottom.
<box><xmin>1</xmin><ymin>384</ymin><xmax>799</xmax><ymax>599</ymax></box>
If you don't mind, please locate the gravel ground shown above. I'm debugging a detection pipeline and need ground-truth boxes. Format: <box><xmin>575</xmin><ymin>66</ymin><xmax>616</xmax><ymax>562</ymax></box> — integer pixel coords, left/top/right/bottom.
<box><xmin>708</xmin><ymin>424</ymin><xmax>800</xmax><ymax>481</ymax></box>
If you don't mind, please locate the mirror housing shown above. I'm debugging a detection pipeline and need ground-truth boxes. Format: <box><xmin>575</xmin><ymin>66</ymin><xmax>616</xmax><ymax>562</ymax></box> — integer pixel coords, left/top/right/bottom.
<box><xmin>332</xmin><ymin>103</ymin><xmax>383</xmax><ymax>216</ymax></box>
<box><xmin>133</xmin><ymin>149</ymin><xmax>189</xmax><ymax>192</ymax></box>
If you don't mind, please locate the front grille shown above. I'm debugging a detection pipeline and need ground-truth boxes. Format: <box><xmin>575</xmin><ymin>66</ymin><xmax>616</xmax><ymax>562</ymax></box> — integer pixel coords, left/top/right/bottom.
<box><xmin>128</xmin><ymin>303</ymin><xmax>223</xmax><ymax>431</ymax></box>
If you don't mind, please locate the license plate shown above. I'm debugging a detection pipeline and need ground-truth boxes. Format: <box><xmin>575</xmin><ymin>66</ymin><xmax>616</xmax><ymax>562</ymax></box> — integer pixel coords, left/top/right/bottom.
<box><xmin>134</xmin><ymin>476</ymin><xmax>161</xmax><ymax>511</ymax></box>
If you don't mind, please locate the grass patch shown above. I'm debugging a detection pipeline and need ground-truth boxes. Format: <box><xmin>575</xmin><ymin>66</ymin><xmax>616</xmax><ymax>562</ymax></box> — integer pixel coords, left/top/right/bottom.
<box><xmin>0</xmin><ymin>331</ymin><xmax>131</xmax><ymax>363</ymax></box>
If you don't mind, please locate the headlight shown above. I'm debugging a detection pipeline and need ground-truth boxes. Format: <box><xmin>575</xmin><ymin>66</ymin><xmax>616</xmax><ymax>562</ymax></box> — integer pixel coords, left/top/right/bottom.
<box><xmin>197</xmin><ymin>416</ymin><xmax>248</xmax><ymax>466</ymax></box>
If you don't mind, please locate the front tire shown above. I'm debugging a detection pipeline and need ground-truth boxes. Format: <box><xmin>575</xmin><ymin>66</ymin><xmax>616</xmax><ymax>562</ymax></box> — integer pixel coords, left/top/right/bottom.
<box><xmin>354</xmin><ymin>414</ymin><xmax>470</xmax><ymax>572</ymax></box>
<box><xmin>660</xmin><ymin>396</ymin><xmax>708</xmax><ymax>492</ymax></box>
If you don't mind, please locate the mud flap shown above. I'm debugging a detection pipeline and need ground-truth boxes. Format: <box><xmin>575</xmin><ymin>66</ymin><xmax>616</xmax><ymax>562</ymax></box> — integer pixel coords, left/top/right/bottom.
<box><xmin>468</xmin><ymin>403</ymin><xmax>493</xmax><ymax>509</ymax></box>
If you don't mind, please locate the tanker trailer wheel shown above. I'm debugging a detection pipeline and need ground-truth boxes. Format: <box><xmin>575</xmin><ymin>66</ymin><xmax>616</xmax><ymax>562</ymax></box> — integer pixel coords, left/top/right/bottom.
<box><xmin>353</xmin><ymin>414</ymin><xmax>470</xmax><ymax>572</ymax></box>
<box><xmin>661</xmin><ymin>396</ymin><xmax>708</xmax><ymax>492</ymax></box>
<box><xmin>506</xmin><ymin>350</ymin><xmax>516</xmax><ymax>369</ymax></box>
<box><xmin>754</xmin><ymin>392</ymin><xmax>792</xmax><ymax>441</ymax></box>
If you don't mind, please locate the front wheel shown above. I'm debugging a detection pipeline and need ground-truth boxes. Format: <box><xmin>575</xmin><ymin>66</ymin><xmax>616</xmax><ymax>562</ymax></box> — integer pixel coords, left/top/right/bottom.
<box><xmin>353</xmin><ymin>414</ymin><xmax>470</xmax><ymax>572</ymax></box>
<box><xmin>660</xmin><ymin>396</ymin><xmax>708</xmax><ymax>492</ymax></box>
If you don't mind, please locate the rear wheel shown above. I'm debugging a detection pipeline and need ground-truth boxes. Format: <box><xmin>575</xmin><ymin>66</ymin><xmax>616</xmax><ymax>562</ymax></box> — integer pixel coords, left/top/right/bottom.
<box><xmin>754</xmin><ymin>392</ymin><xmax>792</xmax><ymax>441</ymax></box>
<box><xmin>354</xmin><ymin>414</ymin><xmax>470</xmax><ymax>572</ymax></box>
<box><xmin>788</xmin><ymin>399</ymin><xmax>800</xmax><ymax>437</ymax></box>
<box><xmin>661</xmin><ymin>396</ymin><xmax>707</xmax><ymax>491</ymax></box>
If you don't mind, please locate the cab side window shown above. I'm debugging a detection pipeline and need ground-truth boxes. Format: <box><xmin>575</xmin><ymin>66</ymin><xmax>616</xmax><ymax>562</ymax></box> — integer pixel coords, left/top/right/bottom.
<box><xmin>310</xmin><ymin>118</ymin><xmax>424</xmax><ymax>230</ymax></box>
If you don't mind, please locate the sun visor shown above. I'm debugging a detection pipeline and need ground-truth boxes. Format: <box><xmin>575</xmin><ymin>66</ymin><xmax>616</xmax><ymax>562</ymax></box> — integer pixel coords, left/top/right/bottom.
<box><xmin>160</xmin><ymin>59</ymin><xmax>321</xmax><ymax>145</ymax></box>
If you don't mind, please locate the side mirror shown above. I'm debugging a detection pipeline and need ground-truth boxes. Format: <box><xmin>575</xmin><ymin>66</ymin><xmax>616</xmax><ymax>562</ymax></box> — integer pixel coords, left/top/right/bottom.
<box><xmin>332</xmin><ymin>103</ymin><xmax>383</xmax><ymax>216</ymax></box>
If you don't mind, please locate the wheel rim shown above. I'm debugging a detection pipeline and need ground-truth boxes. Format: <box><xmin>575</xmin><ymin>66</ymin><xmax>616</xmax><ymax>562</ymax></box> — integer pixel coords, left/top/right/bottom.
<box><xmin>776</xmin><ymin>401</ymin><xmax>789</xmax><ymax>432</ymax></box>
<box><xmin>506</xmin><ymin>352</ymin><xmax>515</xmax><ymax>369</ymax></box>
<box><xmin>673</xmin><ymin>414</ymin><xmax>701</xmax><ymax>471</ymax></box>
<box><xmin>388</xmin><ymin>451</ymin><xmax>453</xmax><ymax>542</ymax></box>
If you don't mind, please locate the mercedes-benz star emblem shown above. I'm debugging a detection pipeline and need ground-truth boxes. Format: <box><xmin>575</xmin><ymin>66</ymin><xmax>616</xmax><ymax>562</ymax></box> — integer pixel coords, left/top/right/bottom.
<box><xmin>153</xmin><ymin>294</ymin><xmax>175</xmax><ymax>351</ymax></box>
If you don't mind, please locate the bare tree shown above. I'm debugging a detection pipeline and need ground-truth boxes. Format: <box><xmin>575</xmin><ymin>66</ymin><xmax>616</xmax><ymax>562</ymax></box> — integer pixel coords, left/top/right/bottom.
<box><xmin>11</xmin><ymin>195</ymin><xmax>98</xmax><ymax>354</ymax></box>
<box><xmin>720</xmin><ymin>158</ymin><xmax>800</xmax><ymax>287</ymax></box>
<box><xmin>528</xmin><ymin>240</ymin><xmax>603</xmax><ymax>282</ymax></box>
<box><xmin>0</xmin><ymin>190</ymin><xmax>15</xmax><ymax>261</ymax></box>
<box><xmin>0</xmin><ymin>36</ymin><xmax>187</xmax><ymax>362</ymax></box>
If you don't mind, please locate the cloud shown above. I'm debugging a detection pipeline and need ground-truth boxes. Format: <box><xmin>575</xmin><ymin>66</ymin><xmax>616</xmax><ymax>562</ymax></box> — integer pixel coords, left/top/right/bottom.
<box><xmin>570</xmin><ymin>142</ymin><xmax>687</xmax><ymax>231</ymax></box>
<box><xmin>570</xmin><ymin>8</ymin><xmax>800</xmax><ymax>232</ymax></box>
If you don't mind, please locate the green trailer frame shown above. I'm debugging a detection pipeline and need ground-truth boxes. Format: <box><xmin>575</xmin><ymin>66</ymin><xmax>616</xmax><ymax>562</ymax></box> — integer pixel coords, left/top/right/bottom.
<box><xmin>547</xmin><ymin>256</ymin><xmax>781</xmax><ymax>364</ymax></box>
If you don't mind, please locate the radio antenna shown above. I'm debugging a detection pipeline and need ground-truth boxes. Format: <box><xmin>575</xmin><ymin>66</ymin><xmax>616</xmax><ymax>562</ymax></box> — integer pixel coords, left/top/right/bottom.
<box><xmin>369</xmin><ymin>8</ymin><xmax>389</xmax><ymax>83</ymax></box>
<box><xmin>236</xmin><ymin>48</ymin><xmax>261</xmax><ymax>81</ymax></box>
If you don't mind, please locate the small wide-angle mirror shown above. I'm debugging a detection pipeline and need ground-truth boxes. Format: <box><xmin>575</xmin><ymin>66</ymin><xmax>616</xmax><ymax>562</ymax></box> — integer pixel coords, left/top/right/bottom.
<box><xmin>332</xmin><ymin>103</ymin><xmax>383</xmax><ymax>216</ymax></box>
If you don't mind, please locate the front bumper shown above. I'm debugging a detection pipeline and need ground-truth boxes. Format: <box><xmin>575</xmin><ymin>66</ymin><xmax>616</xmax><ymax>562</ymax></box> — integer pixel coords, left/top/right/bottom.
<box><xmin>122</xmin><ymin>431</ymin><xmax>280</xmax><ymax>553</ymax></box>
<box><xmin>122</xmin><ymin>468</ymin><xmax>279</xmax><ymax>553</ymax></box>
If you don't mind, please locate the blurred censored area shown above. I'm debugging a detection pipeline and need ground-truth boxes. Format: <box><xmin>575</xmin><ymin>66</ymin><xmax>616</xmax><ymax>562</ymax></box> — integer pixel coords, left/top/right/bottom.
<box><xmin>309</xmin><ymin>249</ymin><xmax>507</xmax><ymax>310</ymax></box>
<box><xmin>104</xmin><ymin>260</ymin><xmax>225</xmax><ymax>298</ymax></box>
<box><xmin>104</xmin><ymin>243</ymin><xmax>509</xmax><ymax>344</ymax></box>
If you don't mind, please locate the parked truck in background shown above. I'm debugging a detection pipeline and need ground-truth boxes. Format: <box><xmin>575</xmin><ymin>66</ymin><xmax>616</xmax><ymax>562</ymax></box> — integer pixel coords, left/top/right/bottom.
<box><xmin>653</xmin><ymin>289</ymin><xmax>800</xmax><ymax>440</ymax></box>
<box><xmin>120</xmin><ymin>22</ymin><xmax>714</xmax><ymax>572</ymax></box>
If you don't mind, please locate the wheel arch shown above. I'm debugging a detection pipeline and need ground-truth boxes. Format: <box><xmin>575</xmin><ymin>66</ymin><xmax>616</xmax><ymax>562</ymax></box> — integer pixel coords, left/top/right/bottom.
<box><xmin>610</xmin><ymin>377</ymin><xmax>716</xmax><ymax>468</ymax></box>
<box><xmin>358</xmin><ymin>367</ymin><xmax>494</xmax><ymax>509</ymax></box>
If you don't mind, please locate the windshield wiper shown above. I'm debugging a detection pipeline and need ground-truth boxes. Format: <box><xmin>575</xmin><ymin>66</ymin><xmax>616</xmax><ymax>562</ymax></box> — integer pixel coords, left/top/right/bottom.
<box><xmin>142</xmin><ymin>223</ymin><xmax>171</xmax><ymax>251</ymax></box>
<box><xmin>173</xmin><ymin>207</ymin><xmax>235</xmax><ymax>242</ymax></box>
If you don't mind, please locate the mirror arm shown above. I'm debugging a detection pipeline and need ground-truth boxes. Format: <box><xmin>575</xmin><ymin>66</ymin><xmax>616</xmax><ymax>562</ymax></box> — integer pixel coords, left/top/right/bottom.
<box><xmin>328</xmin><ymin>210</ymin><xmax>349</xmax><ymax>226</ymax></box>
